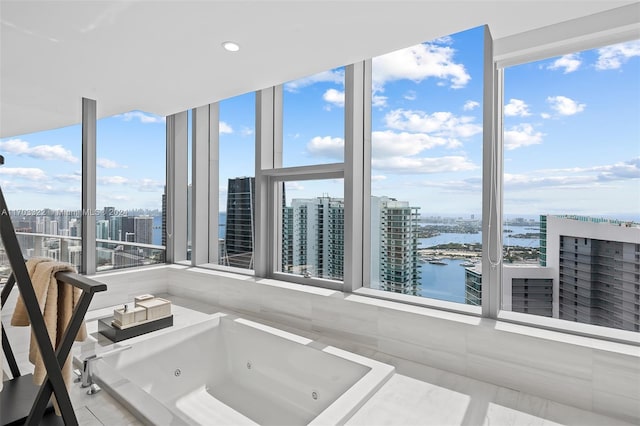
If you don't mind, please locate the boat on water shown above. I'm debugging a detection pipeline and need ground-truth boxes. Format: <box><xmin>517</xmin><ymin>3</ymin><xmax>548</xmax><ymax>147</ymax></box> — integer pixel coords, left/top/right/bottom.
<box><xmin>459</xmin><ymin>261</ymin><xmax>475</xmax><ymax>267</ymax></box>
<box><xmin>428</xmin><ymin>259</ymin><xmax>447</xmax><ymax>265</ymax></box>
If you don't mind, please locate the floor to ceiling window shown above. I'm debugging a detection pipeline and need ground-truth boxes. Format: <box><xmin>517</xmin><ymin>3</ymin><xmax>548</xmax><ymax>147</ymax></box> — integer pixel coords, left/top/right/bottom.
<box><xmin>501</xmin><ymin>39</ymin><xmax>640</xmax><ymax>332</ymax></box>
<box><xmin>96</xmin><ymin>110</ymin><xmax>167</xmax><ymax>271</ymax></box>
<box><xmin>268</xmin><ymin>69</ymin><xmax>346</xmax><ymax>284</ymax></box>
<box><xmin>218</xmin><ymin>92</ymin><xmax>256</xmax><ymax>270</ymax></box>
<box><xmin>368</xmin><ymin>26</ymin><xmax>485</xmax><ymax>305</ymax></box>
<box><xmin>164</xmin><ymin>10</ymin><xmax>636</xmax><ymax>343</ymax></box>
<box><xmin>0</xmin><ymin>123</ymin><xmax>82</xmax><ymax>275</ymax></box>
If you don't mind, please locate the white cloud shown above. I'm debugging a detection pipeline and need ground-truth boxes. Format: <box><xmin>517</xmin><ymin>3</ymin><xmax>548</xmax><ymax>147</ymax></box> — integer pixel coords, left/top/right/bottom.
<box><xmin>0</xmin><ymin>138</ymin><xmax>78</xmax><ymax>163</ymax></box>
<box><xmin>384</xmin><ymin>109</ymin><xmax>482</xmax><ymax>140</ymax></box>
<box><xmin>372</xmin><ymin>41</ymin><xmax>470</xmax><ymax>90</ymax></box>
<box><xmin>404</xmin><ymin>91</ymin><xmax>417</xmax><ymax>101</ymax></box>
<box><xmin>504</xmin><ymin>173</ymin><xmax>595</xmax><ymax>190</ymax></box>
<box><xmin>547</xmin><ymin>53</ymin><xmax>581</xmax><ymax>73</ymax></box>
<box><xmin>406</xmin><ymin>176</ymin><xmax>482</xmax><ymax>194</ymax></box>
<box><xmin>138</xmin><ymin>178</ymin><xmax>164</xmax><ymax>192</ymax></box>
<box><xmin>372</xmin><ymin>155</ymin><xmax>477</xmax><ymax>174</ymax></box>
<box><xmin>117</xmin><ymin>111</ymin><xmax>165</xmax><ymax>124</ymax></box>
<box><xmin>463</xmin><ymin>100</ymin><xmax>479</xmax><ymax>111</ymax></box>
<box><xmin>55</xmin><ymin>173</ymin><xmax>82</xmax><ymax>182</ymax></box>
<box><xmin>240</xmin><ymin>127</ymin><xmax>254</xmax><ymax>137</ymax></box>
<box><xmin>307</xmin><ymin>136</ymin><xmax>344</xmax><ymax>160</ymax></box>
<box><xmin>504</xmin><ymin>99</ymin><xmax>531</xmax><ymax>117</ymax></box>
<box><xmin>503</xmin><ymin>124</ymin><xmax>544</xmax><ymax>150</ymax></box>
<box><xmin>547</xmin><ymin>95</ymin><xmax>585</xmax><ymax>116</ymax></box>
<box><xmin>284</xmin><ymin>69</ymin><xmax>344</xmax><ymax>92</ymax></box>
<box><xmin>372</xmin><ymin>130</ymin><xmax>459</xmax><ymax>157</ymax></box>
<box><xmin>372</xmin><ymin>95</ymin><xmax>388</xmax><ymax>108</ymax></box>
<box><xmin>98</xmin><ymin>176</ymin><xmax>128</xmax><ymax>185</ymax></box>
<box><xmin>432</xmin><ymin>35</ymin><xmax>454</xmax><ymax>45</ymax></box>
<box><xmin>219</xmin><ymin>121</ymin><xmax>233</xmax><ymax>134</ymax></box>
<box><xmin>0</xmin><ymin>181</ymin><xmax>61</xmax><ymax>194</ymax></box>
<box><xmin>0</xmin><ymin>167</ymin><xmax>47</xmax><ymax>180</ymax></box>
<box><xmin>322</xmin><ymin>89</ymin><xmax>345</xmax><ymax>108</ymax></box>
<box><xmin>504</xmin><ymin>158</ymin><xmax>639</xmax><ymax>190</ymax></box>
<box><xmin>306</xmin><ymin>128</ymin><xmax>479</xmax><ymax>176</ymax></box>
<box><xmin>102</xmin><ymin>194</ymin><xmax>130</xmax><ymax>202</ymax></box>
<box><xmin>371</xmin><ymin>175</ymin><xmax>387</xmax><ymax>181</ymax></box>
<box><xmin>97</xmin><ymin>158</ymin><xmax>127</xmax><ymax>168</ymax></box>
<box><xmin>285</xmin><ymin>182</ymin><xmax>305</xmax><ymax>191</ymax></box>
<box><xmin>596</xmin><ymin>157</ymin><xmax>640</xmax><ymax>180</ymax></box>
<box><xmin>540</xmin><ymin>113</ymin><xmax>551</xmax><ymax>119</ymax></box>
<box><xmin>596</xmin><ymin>40</ymin><xmax>640</xmax><ymax>70</ymax></box>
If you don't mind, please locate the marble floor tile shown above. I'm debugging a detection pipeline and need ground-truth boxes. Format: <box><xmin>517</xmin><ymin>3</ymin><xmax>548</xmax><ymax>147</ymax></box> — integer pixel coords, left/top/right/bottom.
<box><xmin>74</xmin><ymin>406</ymin><xmax>103</xmax><ymax>426</ymax></box>
<box><xmin>346</xmin><ymin>374</ymin><xmax>471</xmax><ymax>426</ymax></box>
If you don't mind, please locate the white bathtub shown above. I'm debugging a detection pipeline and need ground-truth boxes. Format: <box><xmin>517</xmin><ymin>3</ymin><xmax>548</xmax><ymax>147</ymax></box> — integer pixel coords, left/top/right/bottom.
<box><xmin>88</xmin><ymin>313</ymin><xmax>394</xmax><ymax>425</ymax></box>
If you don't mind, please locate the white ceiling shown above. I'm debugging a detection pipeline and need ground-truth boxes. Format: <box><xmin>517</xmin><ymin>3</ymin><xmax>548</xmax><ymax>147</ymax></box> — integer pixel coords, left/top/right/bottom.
<box><xmin>0</xmin><ymin>0</ymin><xmax>636</xmax><ymax>138</ymax></box>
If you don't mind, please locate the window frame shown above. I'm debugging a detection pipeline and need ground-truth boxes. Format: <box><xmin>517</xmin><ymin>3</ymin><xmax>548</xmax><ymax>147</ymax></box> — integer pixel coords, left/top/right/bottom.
<box><xmin>164</xmin><ymin>9</ymin><xmax>639</xmax><ymax>344</ymax></box>
<box><xmin>494</xmin><ymin>10</ymin><xmax>640</xmax><ymax>344</ymax></box>
<box><xmin>352</xmin><ymin>26</ymin><xmax>492</xmax><ymax>316</ymax></box>
<box><xmin>263</xmin><ymin>164</ymin><xmax>345</xmax><ymax>290</ymax></box>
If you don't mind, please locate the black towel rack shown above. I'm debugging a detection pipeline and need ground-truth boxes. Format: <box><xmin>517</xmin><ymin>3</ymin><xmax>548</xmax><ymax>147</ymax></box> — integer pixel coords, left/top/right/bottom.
<box><xmin>1</xmin><ymin>155</ymin><xmax>107</xmax><ymax>426</ymax></box>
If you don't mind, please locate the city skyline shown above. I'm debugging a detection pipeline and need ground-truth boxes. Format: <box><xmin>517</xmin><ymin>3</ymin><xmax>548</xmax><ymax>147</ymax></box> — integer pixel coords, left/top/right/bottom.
<box><xmin>0</xmin><ymin>27</ymin><xmax>638</xmax><ymax>220</ymax></box>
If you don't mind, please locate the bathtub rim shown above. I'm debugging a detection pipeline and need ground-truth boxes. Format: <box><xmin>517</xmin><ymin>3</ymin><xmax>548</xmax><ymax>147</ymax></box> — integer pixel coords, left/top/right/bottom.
<box><xmin>77</xmin><ymin>312</ymin><xmax>395</xmax><ymax>425</ymax></box>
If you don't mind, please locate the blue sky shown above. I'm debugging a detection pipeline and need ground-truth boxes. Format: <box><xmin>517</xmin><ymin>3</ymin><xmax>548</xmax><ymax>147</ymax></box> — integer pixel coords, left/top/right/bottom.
<box><xmin>1</xmin><ymin>26</ymin><xmax>638</xmax><ymax>220</ymax></box>
<box><xmin>0</xmin><ymin>111</ymin><xmax>166</xmax><ymax>212</ymax></box>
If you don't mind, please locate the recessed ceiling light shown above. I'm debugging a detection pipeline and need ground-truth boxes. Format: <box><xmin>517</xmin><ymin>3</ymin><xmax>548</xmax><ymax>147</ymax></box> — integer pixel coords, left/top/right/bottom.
<box><xmin>222</xmin><ymin>41</ymin><xmax>240</xmax><ymax>52</ymax></box>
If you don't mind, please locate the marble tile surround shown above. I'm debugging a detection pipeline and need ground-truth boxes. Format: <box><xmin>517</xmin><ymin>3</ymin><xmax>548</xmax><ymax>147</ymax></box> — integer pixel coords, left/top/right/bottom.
<box><xmin>161</xmin><ymin>265</ymin><xmax>640</xmax><ymax>424</ymax></box>
<box><xmin>3</xmin><ymin>264</ymin><xmax>638</xmax><ymax>425</ymax></box>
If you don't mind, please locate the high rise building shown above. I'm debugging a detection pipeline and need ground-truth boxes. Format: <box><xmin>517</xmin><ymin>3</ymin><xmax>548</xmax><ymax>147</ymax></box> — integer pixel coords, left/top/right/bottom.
<box><xmin>466</xmin><ymin>215</ymin><xmax>640</xmax><ymax>332</ymax></box>
<box><xmin>103</xmin><ymin>206</ymin><xmax>115</xmax><ymax>223</ymax></box>
<box><xmin>223</xmin><ymin>177</ymin><xmax>255</xmax><ymax>269</ymax></box>
<box><xmin>466</xmin><ymin>264</ymin><xmax>554</xmax><ymax>317</ymax></box>
<box><xmin>134</xmin><ymin>216</ymin><xmax>154</xmax><ymax>245</ymax></box>
<box><xmin>56</xmin><ymin>211</ymin><xmax>70</xmax><ymax>234</ymax></box>
<box><xmin>96</xmin><ymin>220</ymin><xmax>109</xmax><ymax>240</ymax></box>
<box><xmin>283</xmin><ymin>196</ymin><xmax>343</xmax><ymax>279</ymax></box>
<box><xmin>282</xmin><ymin>195</ymin><xmax>420</xmax><ymax>289</ymax></box>
<box><xmin>110</xmin><ymin>216</ymin><xmax>134</xmax><ymax>241</ymax></box>
<box><xmin>69</xmin><ymin>219</ymin><xmax>80</xmax><ymax>237</ymax></box>
<box><xmin>465</xmin><ymin>265</ymin><xmax>482</xmax><ymax>305</ymax></box>
<box><xmin>282</xmin><ymin>205</ymin><xmax>294</xmax><ymax>273</ymax></box>
<box><xmin>35</xmin><ymin>216</ymin><xmax>46</xmax><ymax>234</ymax></box>
<box><xmin>371</xmin><ymin>196</ymin><xmax>421</xmax><ymax>295</ymax></box>
<box><xmin>109</xmin><ymin>216</ymin><xmax>121</xmax><ymax>241</ymax></box>
<box><xmin>545</xmin><ymin>215</ymin><xmax>640</xmax><ymax>332</ymax></box>
<box><xmin>161</xmin><ymin>190</ymin><xmax>167</xmax><ymax>247</ymax></box>
<box><xmin>48</xmin><ymin>220</ymin><xmax>58</xmax><ymax>236</ymax></box>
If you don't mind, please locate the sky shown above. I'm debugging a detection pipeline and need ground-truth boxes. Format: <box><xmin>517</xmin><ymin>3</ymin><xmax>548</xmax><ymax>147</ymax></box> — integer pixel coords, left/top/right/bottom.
<box><xmin>1</xmin><ymin>25</ymin><xmax>638</xmax><ymax>220</ymax></box>
<box><xmin>0</xmin><ymin>111</ymin><xmax>166</xmax><ymax>212</ymax></box>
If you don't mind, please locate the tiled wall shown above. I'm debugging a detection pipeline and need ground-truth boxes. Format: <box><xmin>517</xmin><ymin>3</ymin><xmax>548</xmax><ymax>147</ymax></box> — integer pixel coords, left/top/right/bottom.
<box><xmin>94</xmin><ymin>265</ymin><xmax>640</xmax><ymax>423</ymax></box>
<box><xmin>87</xmin><ymin>265</ymin><xmax>170</xmax><ymax>309</ymax></box>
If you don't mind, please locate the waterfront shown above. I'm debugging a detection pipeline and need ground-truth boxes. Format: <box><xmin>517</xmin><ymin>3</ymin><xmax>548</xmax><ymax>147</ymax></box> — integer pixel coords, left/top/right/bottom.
<box><xmin>418</xmin><ymin>258</ymin><xmax>469</xmax><ymax>303</ymax></box>
<box><xmin>419</xmin><ymin>225</ymin><xmax>540</xmax><ymax>249</ymax></box>
<box><xmin>417</xmin><ymin>225</ymin><xmax>539</xmax><ymax>303</ymax></box>
<box><xmin>212</xmin><ymin>214</ymin><xmax>540</xmax><ymax>305</ymax></box>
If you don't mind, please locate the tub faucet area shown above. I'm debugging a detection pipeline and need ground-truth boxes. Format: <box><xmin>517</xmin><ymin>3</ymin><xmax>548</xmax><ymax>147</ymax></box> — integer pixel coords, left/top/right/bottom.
<box><xmin>76</xmin><ymin>345</ymin><xmax>132</xmax><ymax>395</ymax></box>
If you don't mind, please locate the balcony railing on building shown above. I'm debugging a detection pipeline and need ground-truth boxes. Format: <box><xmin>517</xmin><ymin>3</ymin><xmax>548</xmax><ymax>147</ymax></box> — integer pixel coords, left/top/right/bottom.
<box><xmin>0</xmin><ymin>232</ymin><xmax>165</xmax><ymax>279</ymax></box>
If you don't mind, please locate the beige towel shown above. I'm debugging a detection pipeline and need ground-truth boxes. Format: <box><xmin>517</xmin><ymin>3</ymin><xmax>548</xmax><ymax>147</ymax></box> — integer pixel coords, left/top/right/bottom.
<box><xmin>11</xmin><ymin>258</ymin><xmax>87</xmax><ymax>413</ymax></box>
